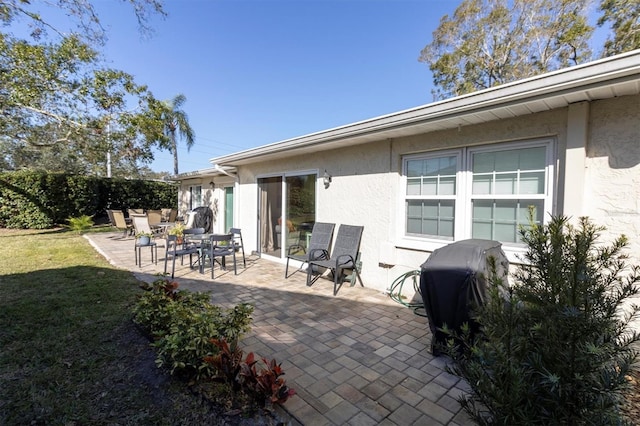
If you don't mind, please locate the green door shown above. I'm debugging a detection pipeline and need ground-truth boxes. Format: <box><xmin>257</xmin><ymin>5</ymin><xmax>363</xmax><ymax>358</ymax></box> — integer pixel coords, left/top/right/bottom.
<box><xmin>224</xmin><ymin>187</ymin><xmax>234</xmax><ymax>232</ymax></box>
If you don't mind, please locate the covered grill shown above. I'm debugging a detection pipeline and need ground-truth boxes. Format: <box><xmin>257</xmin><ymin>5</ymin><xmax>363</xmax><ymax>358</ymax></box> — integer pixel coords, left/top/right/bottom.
<box><xmin>419</xmin><ymin>239</ymin><xmax>508</xmax><ymax>355</ymax></box>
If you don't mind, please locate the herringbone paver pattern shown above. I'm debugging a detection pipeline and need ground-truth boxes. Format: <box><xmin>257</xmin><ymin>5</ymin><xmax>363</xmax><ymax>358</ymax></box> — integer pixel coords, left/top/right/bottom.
<box><xmin>86</xmin><ymin>232</ymin><xmax>474</xmax><ymax>425</ymax></box>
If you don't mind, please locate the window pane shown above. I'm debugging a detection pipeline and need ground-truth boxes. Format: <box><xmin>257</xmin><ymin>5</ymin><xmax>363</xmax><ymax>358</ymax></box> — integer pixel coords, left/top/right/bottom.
<box><xmin>473</xmin><ymin>152</ymin><xmax>494</xmax><ymax>173</ymax></box>
<box><xmin>440</xmin><ymin>176</ymin><xmax>456</xmax><ymax>195</ymax></box>
<box><xmin>440</xmin><ymin>156</ymin><xmax>457</xmax><ymax>174</ymax></box>
<box><xmin>473</xmin><ymin>200</ymin><xmax>493</xmax><ymax>220</ymax></box>
<box><xmin>405</xmin><ymin>200</ymin><xmax>454</xmax><ymax>238</ymax></box>
<box><xmin>473</xmin><ymin>175</ymin><xmax>492</xmax><ymax>194</ymax></box>
<box><xmin>495</xmin><ymin>223</ymin><xmax>516</xmax><ymax>242</ymax></box>
<box><xmin>422</xmin><ymin>178</ymin><xmax>437</xmax><ymax>195</ymax></box>
<box><xmin>472</xmin><ymin>221</ymin><xmax>492</xmax><ymax>239</ymax></box>
<box><xmin>518</xmin><ymin>200</ymin><xmax>543</xmax><ymax>223</ymax></box>
<box><xmin>495</xmin><ymin>173</ymin><xmax>516</xmax><ymax>194</ymax></box>
<box><xmin>406</xmin><ymin>160</ymin><xmax>423</xmax><ymax>177</ymax></box>
<box><xmin>520</xmin><ymin>172</ymin><xmax>545</xmax><ymax>194</ymax></box>
<box><xmin>407</xmin><ymin>178</ymin><xmax>421</xmax><ymax>195</ymax></box>
<box><xmin>423</xmin><ymin>218</ymin><xmax>438</xmax><ymax>235</ymax></box>
<box><xmin>423</xmin><ymin>201</ymin><xmax>438</xmax><ymax>217</ymax></box>
<box><xmin>440</xmin><ymin>201</ymin><xmax>454</xmax><ymax>218</ymax></box>
<box><xmin>440</xmin><ymin>219</ymin><xmax>454</xmax><ymax>237</ymax></box>
<box><xmin>407</xmin><ymin>218</ymin><xmax>422</xmax><ymax>234</ymax></box>
<box><xmin>519</xmin><ymin>147</ymin><xmax>546</xmax><ymax>170</ymax></box>
<box><xmin>424</xmin><ymin>158</ymin><xmax>441</xmax><ymax>176</ymax></box>
<box><xmin>495</xmin><ymin>200</ymin><xmax>516</xmax><ymax>221</ymax></box>
<box><xmin>495</xmin><ymin>150</ymin><xmax>519</xmax><ymax>172</ymax></box>
<box><xmin>407</xmin><ymin>201</ymin><xmax>422</xmax><ymax>217</ymax></box>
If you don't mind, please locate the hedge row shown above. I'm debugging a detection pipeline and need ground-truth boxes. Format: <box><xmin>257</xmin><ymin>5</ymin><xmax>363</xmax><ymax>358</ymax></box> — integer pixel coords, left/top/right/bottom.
<box><xmin>0</xmin><ymin>170</ymin><xmax>177</xmax><ymax>229</ymax></box>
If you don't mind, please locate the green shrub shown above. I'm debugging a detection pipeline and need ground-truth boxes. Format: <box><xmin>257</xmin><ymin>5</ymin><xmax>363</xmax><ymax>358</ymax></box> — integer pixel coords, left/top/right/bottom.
<box><xmin>0</xmin><ymin>170</ymin><xmax>177</xmax><ymax>228</ymax></box>
<box><xmin>445</xmin><ymin>216</ymin><xmax>640</xmax><ymax>425</ymax></box>
<box><xmin>132</xmin><ymin>278</ymin><xmax>254</xmax><ymax>379</ymax></box>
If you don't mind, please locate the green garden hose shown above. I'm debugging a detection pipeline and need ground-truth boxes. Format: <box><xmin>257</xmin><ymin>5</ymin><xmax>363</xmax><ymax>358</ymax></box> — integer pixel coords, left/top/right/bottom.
<box><xmin>387</xmin><ymin>270</ymin><xmax>427</xmax><ymax>317</ymax></box>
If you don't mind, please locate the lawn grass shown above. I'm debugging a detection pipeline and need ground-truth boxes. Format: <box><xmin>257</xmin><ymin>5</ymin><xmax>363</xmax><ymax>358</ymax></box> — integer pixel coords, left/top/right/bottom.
<box><xmin>0</xmin><ymin>228</ymin><xmax>230</xmax><ymax>425</ymax></box>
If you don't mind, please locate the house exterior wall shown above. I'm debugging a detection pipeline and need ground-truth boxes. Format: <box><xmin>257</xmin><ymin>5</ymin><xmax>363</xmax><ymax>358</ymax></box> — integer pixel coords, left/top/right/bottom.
<box><xmin>585</xmin><ymin>94</ymin><xmax>640</xmax><ymax>259</ymax></box>
<box><xmin>178</xmin><ymin>176</ymin><xmax>236</xmax><ymax>233</ymax></box>
<box><xmin>180</xmin><ymin>93</ymin><xmax>640</xmax><ymax>296</ymax></box>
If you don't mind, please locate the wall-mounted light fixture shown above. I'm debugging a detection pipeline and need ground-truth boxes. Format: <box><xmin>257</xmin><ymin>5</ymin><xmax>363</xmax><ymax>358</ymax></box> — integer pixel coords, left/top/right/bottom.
<box><xmin>209</xmin><ymin>181</ymin><xmax>215</xmax><ymax>189</ymax></box>
<box><xmin>323</xmin><ymin>170</ymin><xmax>332</xmax><ymax>189</ymax></box>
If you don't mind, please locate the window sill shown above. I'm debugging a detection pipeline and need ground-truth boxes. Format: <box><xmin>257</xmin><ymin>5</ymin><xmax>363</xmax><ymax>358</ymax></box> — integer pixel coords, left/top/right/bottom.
<box><xmin>395</xmin><ymin>237</ymin><xmax>528</xmax><ymax>265</ymax></box>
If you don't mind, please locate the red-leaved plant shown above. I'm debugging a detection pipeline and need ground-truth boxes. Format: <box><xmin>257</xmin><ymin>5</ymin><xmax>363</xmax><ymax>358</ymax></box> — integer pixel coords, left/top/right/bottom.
<box><xmin>205</xmin><ymin>338</ymin><xmax>296</xmax><ymax>407</ymax></box>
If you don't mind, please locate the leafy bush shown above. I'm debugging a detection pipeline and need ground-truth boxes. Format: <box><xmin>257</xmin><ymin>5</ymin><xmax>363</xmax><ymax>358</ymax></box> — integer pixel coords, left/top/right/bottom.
<box><xmin>445</xmin><ymin>216</ymin><xmax>640</xmax><ymax>425</ymax></box>
<box><xmin>0</xmin><ymin>170</ymin><xmax>176</xmax><ymax>228</ymax></box>
<box><xmin>132</xmin><ymin>278</ymin><xmax>254</xmax><ymax>379</ymax></box>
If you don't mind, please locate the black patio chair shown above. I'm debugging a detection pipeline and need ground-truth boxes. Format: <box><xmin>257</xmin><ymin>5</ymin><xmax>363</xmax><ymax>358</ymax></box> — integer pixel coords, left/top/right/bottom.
<box><xmin>164</xmin><ymin>234</ymin><xmax>200</xmax><ymax>279</ymax></box>
<box><xmin>229</xmin><ymin>228</ymin><xmax>246</xmax><ymax>267</ymax></box>
<box><xmin>200</xmin><ymin>233</ymin><xmax>237</xmax><ymax>279</ymax></box>
<box><xmin>285</xmin><ymin>222</ymin><xmax>335</xmax><ymax>278</ymax></box>
<box><xmin>306</xmin><ymin>224</ymin><xmax>364</xmax><ymax>296</ymax></box>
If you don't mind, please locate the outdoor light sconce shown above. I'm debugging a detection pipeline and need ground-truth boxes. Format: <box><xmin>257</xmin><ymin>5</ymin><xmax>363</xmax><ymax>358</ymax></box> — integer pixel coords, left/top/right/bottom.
<box><xmin>209</xmin><ymin>181</ymin><xmax>215</xmax><ymax>189</ymax></box>
<box><xmin>323</xmin><ymin>170</ymin><xmax>332</xmax><ymax>189</ymax></box>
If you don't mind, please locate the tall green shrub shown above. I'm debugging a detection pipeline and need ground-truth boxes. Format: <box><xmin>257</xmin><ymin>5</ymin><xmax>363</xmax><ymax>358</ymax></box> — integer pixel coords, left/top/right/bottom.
<box><xmin>446</xmin><ymin>216</ymin><xmax>640</xmax><ymax>425</ymax></box>
<box><xmin>0</xmin><ymin>171</ymin><xmax>177</xmax><ymax>228</ymax></box>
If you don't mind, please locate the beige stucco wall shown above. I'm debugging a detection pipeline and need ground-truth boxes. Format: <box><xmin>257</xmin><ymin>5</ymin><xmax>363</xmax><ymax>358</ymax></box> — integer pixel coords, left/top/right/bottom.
<box><xmin>585</xmin><ymin>95</ymin><xmax>640</xmax><ymax>258</ymax></box>
<box><xmin>177</xmin><ymin>176</ymin><xmax>236</xmax><ymax>234</ymax></box>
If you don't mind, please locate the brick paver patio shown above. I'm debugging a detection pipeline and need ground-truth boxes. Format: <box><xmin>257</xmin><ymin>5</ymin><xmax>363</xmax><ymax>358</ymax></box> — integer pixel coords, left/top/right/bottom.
<box><xmin>85</xmin><ymin>232</ymin><xmax>473</xmax><ymax>425</ymax></box>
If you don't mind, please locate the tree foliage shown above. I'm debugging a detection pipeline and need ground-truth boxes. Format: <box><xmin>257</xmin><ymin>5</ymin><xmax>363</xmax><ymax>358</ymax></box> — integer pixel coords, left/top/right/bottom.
<box><xmin>0</xmin><ymin>0</ymin><xmax>176</xmax><ymax>176</ymax></box>
<box><xmin>159</xmin><ymin>94</ymin><xmax>195</xmax><ymax>176</ymax></box>
<box><xmin>420</xmin><ymin>0</ymin><xmax>594</xmax><ymax>99</ymax></box>
<box><xmin>598</xmin><ymin>0</ymin><xmax>640</xmax><ymax>56</ymax></box>
<box><xmin>445</xmin><ymin>216</ymin><xmax>640</xmax><ymax>425</ymax></box>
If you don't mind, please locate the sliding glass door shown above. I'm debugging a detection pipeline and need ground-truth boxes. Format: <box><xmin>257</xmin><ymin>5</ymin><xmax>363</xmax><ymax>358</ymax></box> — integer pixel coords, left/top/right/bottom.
<box><xmin>258</xmin><ymin>172</ymin><xmax>316</xmax><ymax>258</ymax></box>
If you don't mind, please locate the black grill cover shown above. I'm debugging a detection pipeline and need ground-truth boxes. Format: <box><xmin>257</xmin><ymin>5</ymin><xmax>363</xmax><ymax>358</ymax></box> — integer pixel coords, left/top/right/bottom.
<box><xmin>419</xmin><ymin>239</ymin><xmax>508</xmax><ymax>355</ymax></box>
<box><xmin>191</xmin><ymin>206</ymin><xmax>213</xmax><ymax>233</ymax></box>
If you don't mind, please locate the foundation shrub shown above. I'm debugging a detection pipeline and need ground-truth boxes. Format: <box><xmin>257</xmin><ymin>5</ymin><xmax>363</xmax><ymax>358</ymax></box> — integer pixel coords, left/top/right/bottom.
<box><xmin>132</xmin><ymin>278</ymin><xmax>254</xmax><ymax>379</ymax></box>
<box><xmin>445</xmin><ymin>216</ymin><xmax>640</xmax><ymax>425</ymax></box>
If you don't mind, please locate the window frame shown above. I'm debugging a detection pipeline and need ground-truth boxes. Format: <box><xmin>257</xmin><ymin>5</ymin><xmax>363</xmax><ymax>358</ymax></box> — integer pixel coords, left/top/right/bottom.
<box><xmin>399</xmin><ymin>139</ymin><xmax>555</xmax><ymax>260</ymax></box>
<box><xmin>403</xmin><ymin>149</ymin><xmax>463</xmax><ymax>241</ymax></box>
<box><xmin>188</xmin><ymin>185</ymin><xmax>202</xmax><ymax>210</ymax></box>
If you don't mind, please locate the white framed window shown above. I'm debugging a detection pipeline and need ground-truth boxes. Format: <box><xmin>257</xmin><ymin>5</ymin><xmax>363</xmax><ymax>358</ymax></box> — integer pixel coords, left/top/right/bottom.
<box><xmin>189</xmin><ymin>185</ymin><xmax>202</xmax><ymax>210</ymax></box>
<box><xmin>405</xmin><ymin>151</ymin><xmax>460</xmax><ymax>240</ymax></box>
<box><xmin>402</xmin><ymin>139</ymin><xmax>554</xmax><ymax>248</ymax></box>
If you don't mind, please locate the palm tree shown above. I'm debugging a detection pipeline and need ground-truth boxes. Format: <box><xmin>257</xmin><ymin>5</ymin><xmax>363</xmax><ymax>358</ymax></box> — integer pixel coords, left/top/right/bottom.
<box><xmin>162</xmin><ymin>94</ymin><xmax>195</xmax><ymax>176</ymax></box>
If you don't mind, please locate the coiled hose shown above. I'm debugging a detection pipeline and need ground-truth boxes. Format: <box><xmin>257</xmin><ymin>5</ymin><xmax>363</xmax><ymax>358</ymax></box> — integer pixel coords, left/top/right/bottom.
<box><xmin>387</xmin><ymin>270</ymin><xmax>427</xmax><ymax>317</ymax></box>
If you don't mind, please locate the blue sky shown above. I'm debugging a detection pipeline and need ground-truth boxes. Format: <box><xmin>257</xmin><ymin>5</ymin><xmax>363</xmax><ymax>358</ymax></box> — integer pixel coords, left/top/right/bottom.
<box><xmin>93</xmin><ymin>0</ymin><xmax>460</xmax><ymax>174</ymax></box>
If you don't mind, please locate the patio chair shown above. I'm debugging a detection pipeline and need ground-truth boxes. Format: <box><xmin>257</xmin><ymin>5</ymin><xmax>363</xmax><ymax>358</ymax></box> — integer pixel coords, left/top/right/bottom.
<box><xmin>109</xmin><ymin>209</ymin><xmax>133</xmax><ymax>237</ymax></box>
<box><xmin>306</xmin><ymin>224</ymin><xmax>364</xmax><ymax>296</ymax></box>
<box><xmin>164</xmin><ymin>234</ymin><xmax>201</xmax><ymax>279</ymax></box>
<box><xmin>147</xmin><ymin>209</ymin><xmax>162</xmax><ymax>225</ymax></box>
<box><xmin>285</xmin><ymin>222</ymin><xmax>335</xmax><ymax>278</ymax></box>
<box><xmin>106</xmin><ymin>209</ymin><xmax>115</xmax><ymax>226</ymax></box>
<box><xmin>131</xmin><ymin>215</ymin><xmax>158</xmax><ymax>267</ymax></box>
<box><xmin>168</xmin><ymin>208</ymin><xmax>178</xmax><ymax>223</ymax></box>
<box><xmin>128</xmin><ymin>208</ymin><xmax>144</xmax><ymax>217</ymax></box>
<box><xmin>229</xmin><ymin>228</ymin><xmax>246</xmax><ymax>267</ymax></box>
<box><xmin>200</xmin><ymin>233</ymin><xmax>237</xmax><ymax>279</ymax></box>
